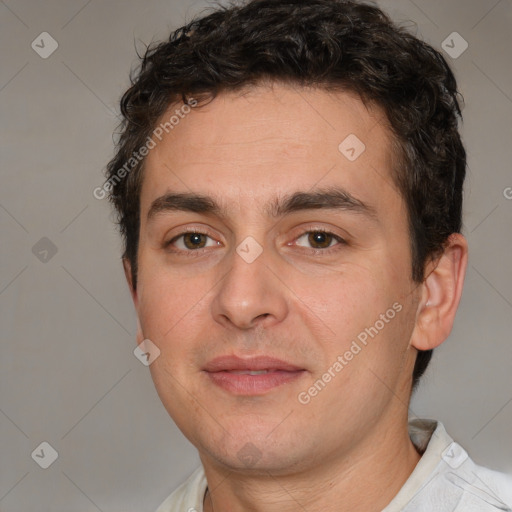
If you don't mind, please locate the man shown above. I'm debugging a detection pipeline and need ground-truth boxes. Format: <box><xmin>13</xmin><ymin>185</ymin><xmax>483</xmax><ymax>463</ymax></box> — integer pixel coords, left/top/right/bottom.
<box><xmin>105</xmin><ymin>0</ymin><xmax>512</xmax><ymax>510</ymax></box>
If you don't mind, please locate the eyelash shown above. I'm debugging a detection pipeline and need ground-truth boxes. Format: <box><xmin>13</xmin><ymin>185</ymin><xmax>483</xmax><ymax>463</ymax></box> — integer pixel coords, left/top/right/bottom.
<box><xmin>294</xmin><ymin>229</ymin><xmax>347</xmax><ymax>254</ymax></box>
<box><xmin>164</xmin><ymin>227</ymin><xmax>347</xmax><ymax>257</ymax></box>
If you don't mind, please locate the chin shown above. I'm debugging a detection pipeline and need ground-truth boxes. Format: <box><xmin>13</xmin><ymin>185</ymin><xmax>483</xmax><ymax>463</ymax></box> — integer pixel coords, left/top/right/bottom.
<box><xmin>199</xmin><ymin>425</ymin><xmax>308</xmax><ymax>474</ymax></box>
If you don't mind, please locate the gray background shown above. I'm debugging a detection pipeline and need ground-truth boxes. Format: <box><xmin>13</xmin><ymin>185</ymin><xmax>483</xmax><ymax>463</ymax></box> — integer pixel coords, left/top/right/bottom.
<box><xmin>1</xmin><ymin>0</ymin><xmax>511</xmax><ymax>510</ymax></box>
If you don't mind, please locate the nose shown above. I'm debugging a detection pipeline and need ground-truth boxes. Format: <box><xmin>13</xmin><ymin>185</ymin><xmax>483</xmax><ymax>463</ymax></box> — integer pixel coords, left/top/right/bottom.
<box><xmin>211</xmin><ymin>244</ymin><xmax>289</xmax><ymax>330</ymax></box>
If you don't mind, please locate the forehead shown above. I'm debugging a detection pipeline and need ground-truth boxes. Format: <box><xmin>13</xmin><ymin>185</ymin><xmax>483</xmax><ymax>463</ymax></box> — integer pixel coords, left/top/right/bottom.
<box><xmin>139</xmin><ymin>83</ymin><xmax>398</xmax><ymax>219</ymax></box>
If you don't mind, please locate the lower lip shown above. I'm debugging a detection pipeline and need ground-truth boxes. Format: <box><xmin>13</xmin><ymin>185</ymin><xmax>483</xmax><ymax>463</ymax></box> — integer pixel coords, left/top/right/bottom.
<box><xmin>205</xmin><ymin>370</ymin><xmax>305</xmax><ymax>395</ymax></box>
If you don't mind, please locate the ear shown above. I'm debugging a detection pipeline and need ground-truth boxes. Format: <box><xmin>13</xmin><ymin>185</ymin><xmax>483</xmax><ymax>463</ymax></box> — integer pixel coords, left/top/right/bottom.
<box><xmin>123</xmin><ymin>258</ymin><xmax>144</xmax><ymax>346</ymax></box>
<box><xmin>122</xmin><ymin>258</ymin><xmax>137</xmax><ymax>306</ymax></box>
<box><xmin>410</xmin><ymin>233</ymin><xmax>468</xmax><ymax>351</ymax></box>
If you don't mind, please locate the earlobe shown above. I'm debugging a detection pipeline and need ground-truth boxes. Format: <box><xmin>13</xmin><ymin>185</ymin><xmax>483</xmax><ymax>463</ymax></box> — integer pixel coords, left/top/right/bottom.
<box><xmin>410</xmin><ymin>233</ymin><xmax>468</xmax><ymax>351</ymax></box>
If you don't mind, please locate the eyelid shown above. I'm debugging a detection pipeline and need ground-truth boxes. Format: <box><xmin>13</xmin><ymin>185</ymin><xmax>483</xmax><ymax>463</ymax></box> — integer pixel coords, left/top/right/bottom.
<box><xmin>164</xmin><ymin>225</ymin><xmax>221</xmax><ymax>249</ymax></box>
<box><xmin>290</xmin><ymin>227</ymin><xmax>347</xmax><ymax>251</ymax></box>
<box><xmin>163</xmin><ymin>224</ymin><xmax>347</xmax><ymax>254</ymax></box>
<box><xmin>287</xmin><ymin>223</ymin><xmax>347</xmax><ymax>241</ymax></box>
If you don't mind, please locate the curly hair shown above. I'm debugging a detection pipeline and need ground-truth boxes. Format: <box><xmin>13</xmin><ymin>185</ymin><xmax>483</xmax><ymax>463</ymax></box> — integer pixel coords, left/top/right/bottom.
<box><xmin>105</xmin><ymin>0</ymin><xmax>466</xmax><ymax>391</ymax></box>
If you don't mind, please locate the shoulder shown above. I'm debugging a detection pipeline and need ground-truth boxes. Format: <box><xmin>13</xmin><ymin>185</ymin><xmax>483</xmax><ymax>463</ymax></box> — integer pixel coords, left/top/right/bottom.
<box><xmin>384</xmin><ymin>419</ymin><xmax>512</xmax><ymax>511</ymax></box>
<box><xmin>154</xmin><ymin>466</ymin><xmax>207</xmax><ymax>512</ymax></box>
<box><xmin>467</xmin><ymin>460</ymin><xmax>512</xmax><ymax>507</ymax></box>
<box><xmin>419</xmin><ymin>425</ymin><xmax>512</xmax><ymax>511</ymax></box>
<box><xmin>436</xmin><ymin>425</ymin><xmax>512</xmax><ymax>508</ymax></box>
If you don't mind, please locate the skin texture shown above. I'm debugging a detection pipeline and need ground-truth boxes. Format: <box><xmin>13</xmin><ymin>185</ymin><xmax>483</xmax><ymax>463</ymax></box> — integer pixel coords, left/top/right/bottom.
<box><xmin>124</xmin><ymin>82</ymin><xmax>468</xmax><ymax>512</ymax></box>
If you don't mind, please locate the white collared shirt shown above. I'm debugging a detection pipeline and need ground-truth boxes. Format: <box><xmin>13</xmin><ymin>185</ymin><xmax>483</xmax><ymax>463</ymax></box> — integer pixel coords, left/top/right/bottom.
<box><xmin>155</xmin><ymin>419</ymin><xmax>512</xmax><ymax>511</ymax></box>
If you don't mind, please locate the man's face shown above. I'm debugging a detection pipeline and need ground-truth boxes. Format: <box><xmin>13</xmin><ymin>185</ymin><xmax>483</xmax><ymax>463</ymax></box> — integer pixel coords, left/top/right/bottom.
<box><xmin>130</xmin><ymin>83</ymin><xmax>421</xmax><ymax>474</ymax></box>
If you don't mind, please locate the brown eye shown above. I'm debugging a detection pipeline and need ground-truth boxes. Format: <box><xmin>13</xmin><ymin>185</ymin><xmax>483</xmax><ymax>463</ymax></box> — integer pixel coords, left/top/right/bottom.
<box><xmin>307</xmin><ymin>231</ymin><xmax>334</xmax><ymax>249</ymax></box>
<box><xmin>183</xmin><ymin>233</ymin><xmax>208</xmax><ymax>249</ymax></box>
<box><xmin>167</xmin><ymin>231</ymin><xmax>218</xmax><ymax>251</ymax></box>
<box><xmin>295</xmin><ymin>230</ymin><xmax>346</xmax><ymax>251</ymax></box>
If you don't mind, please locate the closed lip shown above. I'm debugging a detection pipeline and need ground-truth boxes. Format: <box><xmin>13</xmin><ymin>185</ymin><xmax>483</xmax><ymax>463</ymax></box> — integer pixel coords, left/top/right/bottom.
<box><xmin>203</xmin><ymin>355</ymin><xmax>304</xmax><ymax>373</ymax></box>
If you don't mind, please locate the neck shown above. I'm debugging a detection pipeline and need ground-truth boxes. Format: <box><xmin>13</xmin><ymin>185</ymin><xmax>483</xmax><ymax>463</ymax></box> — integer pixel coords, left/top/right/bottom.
<box><xmin>201</xmin><ymin>417</ymin><xmax>422</xmax><ymax>512</ymax></box>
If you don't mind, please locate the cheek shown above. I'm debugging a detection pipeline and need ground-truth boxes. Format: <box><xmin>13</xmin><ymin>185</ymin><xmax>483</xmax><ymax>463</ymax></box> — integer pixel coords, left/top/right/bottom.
<box><xmin>293</xmin><ymin>264</ymin><xmax>389</xmax><ymax>335</ymax></box>
<box><xmin>294</xmin><ymin>261</ymin><xmax>412</xmax><ymax>377</ymax></box>
<box><xmin>136</xmin><ymin>254</ymin><xmax>209</xmax><ymax>340</ymax></box>
<box><xmin>139</xmin><ymin>263</ymin><xmax>210</xmax><ymax>412</ymax></box>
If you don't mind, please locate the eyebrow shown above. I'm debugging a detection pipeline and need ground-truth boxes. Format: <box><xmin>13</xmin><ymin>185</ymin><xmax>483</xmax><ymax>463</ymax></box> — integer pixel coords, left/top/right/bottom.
<box><xmin>147</xmin><ymin>186</ymin><xmax>376</xmax><ymax>222</ymax></box>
